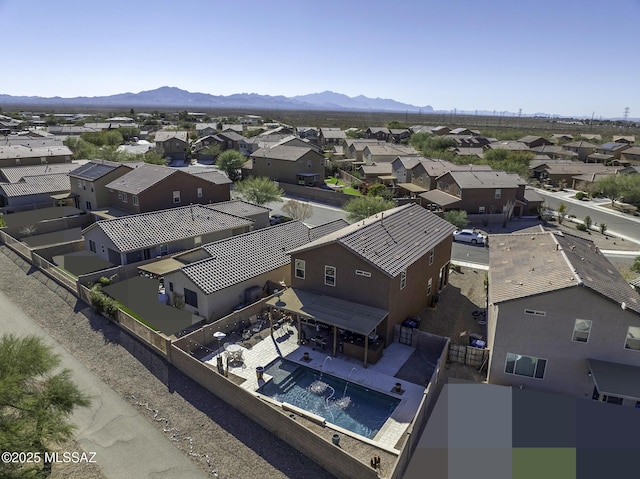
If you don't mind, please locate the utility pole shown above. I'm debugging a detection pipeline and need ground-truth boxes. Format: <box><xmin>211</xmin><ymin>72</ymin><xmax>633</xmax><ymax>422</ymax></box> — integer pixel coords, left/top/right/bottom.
<box><xmin>623</xmin><ymin>107</ymin><xmax>630</xmax><ymax>122</ymax></box>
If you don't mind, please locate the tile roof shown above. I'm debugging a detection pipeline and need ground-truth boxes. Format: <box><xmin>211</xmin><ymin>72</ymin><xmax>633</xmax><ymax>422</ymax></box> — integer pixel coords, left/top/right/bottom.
<box><xmin>251</xmin><ymin>145</ymin><xmax>314</xmax><ymax>162</ymax></box>
<box><xmin>446</xmin><ymin>170</ymin><xmax>526</xmax><ymax>188</ymax></box>
<box><xmin>205</xmin><ymin>199</ymin><xmax>270</xmax><ymax>217</ymax></box>
<box><xmin>564</xmin><ymin>140</ymin><xmax>597</xmax><ymax>148</ymax></box>
<box><xmin>542</xmin><ymin>162</ymin><xmax>609</xmax><ymax>175</ymax></box>
<box><xmin>364</xmin><ymin>144</ymin><xmax>419</xmax><ymax>156</ymax></box>
<box><xmin>532</xmin><ymin>145</ymin><xmax>578</xmax><ymax>156</ymax></box>
<box><xmin>288</xmin><ymin>203</ymin><xmax>456</xmax><ymax>277</ymax></box>
<box><xmin>320</xmin><ymin>128</ymin><xmax>347</xmax><ymax>139</ymax></box>
<box><xmin>0</xmin><ymin>174</ymin><xmax>70</xmax><ymax>197</ymax></box>
<box><xmin>69</xmin><ymin>160</ymin><xmax>133</xmax><ymax>181</ymax></box>
<box><xmin>179</xmin><ymin>220</ymin><xmax>347</xmax><ymax>294</ymax></box>
<box><xmin>0</xmin><ymin>145</ymin><xmax>73</xmax><ymax>160</ymax></box>
<box><xmin>1</xmin><ymin>162</ymin><xmax>83</xmax><ymax>183</ymax></box>
<box><xmin>154</xmin><ymin>130</ymin><xmax>188</xmax><ymax>143</ymax></box>
<box><xmin>82</xmin><ymin>204</ymin><xmax>253</xmax><ymax>253</ymax></box>
<box><xmin>308</xmin><ymin>219</ymin><xmax>350</xmax><ymax>239</ymax></box>
<box><xmin>104</xmin><ymin>163</ymin><xmax>176</xmax><ymax>194</ymax></box>
<box><xmin>360</xmin><ymin>164</ymin><xmax>393</xmax><ymax>175</ymax></box>
<box><xmin>488</xmin><ymin>141</ymin><xmax>529</xmax><ymax>151</ymax></box>
<box><xmin>488</xmin><ymin>231</ymin><xmax>640</xmax><ymax>314</ymax></box>
<box><xmin>177</xmin><ymin>166</ymin><xmax>231</xmax><ymax>184</ymax></box>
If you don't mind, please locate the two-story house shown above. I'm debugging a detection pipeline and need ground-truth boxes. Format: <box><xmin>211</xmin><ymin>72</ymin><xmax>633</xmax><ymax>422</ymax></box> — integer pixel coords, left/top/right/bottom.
<box><xmin>318</xmin><ymin>128</ymin><xmax>346</xmax><ymax>148</ymax></box>
<box><xmin>154</xmin><ymin>130</ymin><xmax>189</xmax><ymax>162</ymax></box>
<box><xmin>620</xmin><ymin>146</ymin><xmax>640</xmax><ymax>166</ymax></box>
<box><xmin>69</xmin><ymin>160</ymin><xmax>135</xmax><ymax>212</ymax></box>
<box><xmin>487</xmin><ymin>229</ymin><xmax>640</xmax><ymax>407</ymax></box>
<box><xmin>365</xmin><ymin>127</ymin><xmax>391</xmax><ymax>141</ymax></box>
<box><xmin>362</xmin><ymin>144</ymin><xmax>419</xmax><ymax>164</ymax></box>
<box><xmin>280</xmin><ymin>204</ymin><xmax>456</xmax><ymax>351</ymax></box>
<box><xmin>0</xmin><ymin>145</ymin><xmax>73</xmax><ymax>168</ymax></box>
<box><xmin>103</xmin><ymin>163</ymin><xmax>230</xmax><ymax>214</ymax></box>
<box><xmin>562</xmin><ymin>140</ymin><xmax>597</xmax><ymax>162</ymax></box>
<box><xmin>248</xmin><ymin>145</ymin><xmax>325</xmax><ymax>186</ymax></box>
<box><xmin>420</xmin><ymin>170</ymin><xmax>527</xmax><ymax>216</ymax></box>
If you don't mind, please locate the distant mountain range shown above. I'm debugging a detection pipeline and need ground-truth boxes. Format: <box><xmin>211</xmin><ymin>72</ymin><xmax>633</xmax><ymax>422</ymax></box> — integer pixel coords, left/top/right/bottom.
<box><xmin>0</xmin><ymin>86</ymin><xmax>435</xmax><ymax>113</ymax></box>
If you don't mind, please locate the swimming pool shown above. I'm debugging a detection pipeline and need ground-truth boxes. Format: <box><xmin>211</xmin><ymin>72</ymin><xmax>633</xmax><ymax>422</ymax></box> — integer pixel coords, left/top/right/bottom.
<box><xmin>257</xmin><ymin>358</ymin><xmax>400</xmax><ymax>439</ymax></box>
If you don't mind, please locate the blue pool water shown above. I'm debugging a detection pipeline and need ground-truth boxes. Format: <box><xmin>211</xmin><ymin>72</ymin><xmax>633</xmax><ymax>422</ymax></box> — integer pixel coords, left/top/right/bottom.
<box><xmin>257</xmin><ymin>358</ymin><xmax>400</xmax><ymax>439</ymax></box>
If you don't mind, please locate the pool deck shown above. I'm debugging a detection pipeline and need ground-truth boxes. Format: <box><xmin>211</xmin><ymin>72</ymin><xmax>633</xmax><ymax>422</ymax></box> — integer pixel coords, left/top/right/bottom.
<box><xmin>202</xmin><ymin>327</ymin><xmax>426</xmax><ymax>452</ymax></box>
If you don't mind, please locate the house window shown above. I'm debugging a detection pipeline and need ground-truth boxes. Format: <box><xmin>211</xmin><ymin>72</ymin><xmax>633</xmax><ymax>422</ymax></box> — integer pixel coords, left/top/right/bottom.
<box><xmin>197</xmin><ymin>187</ymin><xmax>203</xmax><ymax>198</ymax></box>
<box><xmin>173</xmin><ymin>191</ymin><xmax>181</xmax><ymax>203</ymax></box>
<box><xmin>427</xmin><ymin>277</ymin><xmax>432</xmax><ymax>295</ymax></box>
<box><xmin>429</xmin><ymin>247</ymin><xmax>434</xmax><ymax>265</ymax></box>
<box><xmin>159</xmin><ymin>244</ymin><xmax>168</xmax><ymax>256</ymax></box>
<box><xmin>478</xmin><ymin>206</ymin><xmax>485</xmax><ymax>214</ymax></box>
<box><xmin>88</xmin><ymin>240</ymin><xmax>96</xmax><ymax>253</ymax></box>
<box><xmin>122</xmin><ymin>192</ymin><xmax>127</xmax><ymax>203</ymax></box>
<box><xmin>400</xmin><ymin>270</ymin><xmax>407</xmax><ymax>289</ymax></box>
<box><xmin>77</xmin><ymin>180</ymin><xmax>82</xmax><ymax>188</ymax></box>
<box><xmin>118</xmin><ymin>191</ymin><xmax>123</xmax><ymax>200</ymax></box>
<box><xmin>132</xmin><ymin>195</ymin><xmax>138</xmax><ymax>206</ymax></box>
<box><xmin>184</xmin><ymin>288</ymin><xmax>198</xmax><ymax>308</ymax></box>
<box><xmin>307</xmin><ymin>159</ymin><xmax>312</xmax><ymax>168</ymax></box>
<box><xmin>625</xmin><ymin>326</ymin><xmax>640</xmax><ymax>350</ymax></box>
<box><xmin>524</xmin><ymin>309</ymin><xmax>546</xmax><ymax>316</ymax></box>
<box><xmin>505</xmin><ymin>353</ymin><xmax>546</xmax><ymax>379</ymax></box>
<box><xmin>495</xmin><ymin>188</ymin><xmax>502</xmax><ymax>199</ymax></box>
<box><xmin>101</xmin><ymin>245</ymin><xmax>105</xmax><ymax>253</ymax></box>
<box><xmin>194</xmin><ymin>236</ymin><xmax>202</xmax><ymax>247</ymax></box>
<box><xmin>168</xmin><ymin>282</ymin><xmax>173</xmax><ymax>292</ymax></box>
<box><xmin>456</xmin><ymin>187</ymin><xmax>462</xmax><ymax>196</ymax></box>
<box><xmin>295</xmin><ymin>259</ymin><xmax>305</xmax><ymax>279</ymax></box>
<box><xmin>572</xmin><ymin>319</ymin><xmax>592</xmax><ymax>343</ymax></box>
<box><xmin>355</xmin><ymin>269</ymin><xmax>371</xmax><ymax>277</ymax></box>
<box><xmin>86</xmin><ymin>201</ymin><xmax>92</xmax><ymax>210</ymax></box>
<box><xmin>324</xmin><ymin>265</ymin><xmax>336</xmax><ymax>287</ymax></box>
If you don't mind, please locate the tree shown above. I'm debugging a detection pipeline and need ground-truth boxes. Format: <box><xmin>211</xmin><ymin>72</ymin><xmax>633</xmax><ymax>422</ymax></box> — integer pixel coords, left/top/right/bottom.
<box><xmin>599</xmin><ymin>223</ymin><xmax>607</xmax><ymax>235</ymax></box>
<box><xmin>632</xmin><ymin>256</ymin><xmax>640</xmax><ymax>274</ymax></box>
<box><xmin>216</xmin><ymin>150</ymin><xmax>246</xmax><ymax>182</ymax></box>
<box><xmin>557</xmin><ymin>202</ymin><xmax>568</xmax><ymax>224</ymax></box>
<box><xmin>584</xmin><ymin>215</ymin><xmax>593</xmax><ymax>230</ymax></box>
<box><xmin>282</xmin><ymin>200</ymin><xmax>313</xmax><ymax>222</ymax></box>
<box><xmin>444</xmin><ymin>210</ymin><xmax>468</xmax><ymax>229</ymax></box>
<box><xmin>234</xmin><ymin>176</ymin><xmax>284</xmax><ymax>205</ymax></box>
<box><xmin>0</xmin><ymin>334</ymin><xmax>91</xmax><ymax>478</ymax></box>
<box><xmin>593</xmin><ymin>174</ymin><xmax>624</xmax><ymax>206</ymax></box>
<box><xmin>366</xmin><ymin>183</ymin><xmax>394</xmax><ymax>201</ymax></box>
<box><xmin>343</xmin><ymin>196</ymin><xmax>395</xmax><ymax>222</ymax></box>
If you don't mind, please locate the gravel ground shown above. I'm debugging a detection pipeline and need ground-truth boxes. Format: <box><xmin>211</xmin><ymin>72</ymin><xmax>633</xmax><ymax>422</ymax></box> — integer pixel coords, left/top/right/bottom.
<box><xmin>0</xmin><ymin>245</ymin><xmax>336</xmax><ymax>479</ymax></box>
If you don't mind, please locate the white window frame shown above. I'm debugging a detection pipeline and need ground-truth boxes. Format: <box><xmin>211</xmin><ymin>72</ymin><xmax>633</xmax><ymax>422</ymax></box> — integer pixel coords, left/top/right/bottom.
<box><xmin>572</xmin><ymin>319</ymin><xmax>592</xmax><ymax>343</ymax></box>
<box><xmin>159</xmin><ymin>244</ymin><xmax>168</xmax><ymax>256</ymax></box>
<box><xmin>132</xmin><ymin>195</ymin><xmax>138</xmax><ymax>206</ymax></box>
<box><xmin>427</xmin><ymin>277</ymin><xmax>432</xmax><ymax>295</ymax></box>
<box><xmin>194</xmin><ymin>236</ymin><xmax>202</xmax><ymax>247</ymax></box>
<box><xmin>478</xmin><ymin>206</ymin><xmax>485</xmax><ymax>214</ymax></box>
<box><xmin>504</xmin><ymin>353</ymin><xmax>547</xmax><ymax>379</ymax></box>
<box><xmin>524</xmin><ymin>309</ymin><xmax>546</xmax><ymax>316</ymax></box>
<box><xmin>495</xmin><ymin>188</ymin><xmax>502</xmax><ymax>199</ymax></box>
<box><xmin>122</xmin><ymin>192</ymin><xmax>127</xmax><ymax>203</ymax></box>
<box><xmin>295</xmin><ymin>259</ymin><xmax>305</xmax><ymax>279</ymax></box>
<box><xmin>173</xmin><ymin>191</ymin><xmax>181</xmax><ymax>204</ymax></box>
<box><xmin>197</xmin><ymin>187</ymin><xmax>203</xmax><ymax>198</ymax></box>
<box><xmin>88</xmin><ymin>239</ymin><xmax>96</xmax><ymax>253</ymax></box>
<box><xmin>355</xmin><ymin>269</ymin><xmax>371</xmax><ymax>278</ymax></box>
<box><xmin>429</xmin><ymin>247</ymin><xmax>434</xmax><ymax>265</ymax></box>
<box><xmin>400</xmin><ymin>270</ymin><xmax>407</xmax><ymax>289</ymax></box>
<box><xmin>118</xmin><ymin>191</ymin><xmax>123</xmax><ymax>200</ymax></box>
<box><xmin>625</xmin><ymin>326</ymin><xmax>640</xmax><ymax>351</ymax></box>
<box><xmin>324</xmin><ymin>265</ymin><xmax>336</xmax><ymax>287</ymax></box>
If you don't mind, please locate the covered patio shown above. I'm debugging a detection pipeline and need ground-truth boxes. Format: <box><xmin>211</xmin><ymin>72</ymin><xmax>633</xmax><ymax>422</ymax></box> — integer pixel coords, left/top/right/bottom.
<box><xmin>588</xmin><ymin>358</ymin><xmax>640</xmax><ymax>406</ymax></box>
<box><xmin>266</xmin><ymin>288</ymin><xmax>388</xmax><ymax>367</ymax></box>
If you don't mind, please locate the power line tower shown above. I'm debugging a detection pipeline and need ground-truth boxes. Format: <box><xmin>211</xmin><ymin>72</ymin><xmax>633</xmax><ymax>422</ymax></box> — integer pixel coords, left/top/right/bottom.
<box><xmin>623</xmin><ymin>107</ymin><xmax>630</xmax><ymax>122</ymax></box>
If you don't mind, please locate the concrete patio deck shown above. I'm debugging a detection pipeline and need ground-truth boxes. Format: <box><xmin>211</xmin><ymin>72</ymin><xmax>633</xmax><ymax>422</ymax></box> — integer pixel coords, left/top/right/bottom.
<box><xmin>202</xmin><ymin>326</ymin><xmax>427</xmax><ymax>452</ymax></box>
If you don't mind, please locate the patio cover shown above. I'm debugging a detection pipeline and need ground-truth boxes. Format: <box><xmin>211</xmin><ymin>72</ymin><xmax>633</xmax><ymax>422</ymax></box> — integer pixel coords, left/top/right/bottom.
<box><xmin>138</xmin><ymin>257</ymin><xmax>184</xmax><ymax>277</ymax></box>
<box><xmin>378</xmin><ymin>175</ymin><xmax>397</xmax><ymax>180</ymax></box>
<box><xmin>51</xmin><ymin>192</ymin><xmax>79</xmax><ymax>199</ymax></box>
<box><xmin>588</xmin><ymin>358</ymin><xmax>640</xmax><ymax>400</ymax></box>
<box><xmin>418</xmin><ymin>189</ymin><xmax>462</xmax><ymax>208</ymax></box>
<box><xmin>266</xmin><ymin>288</ymin><xmax>388</xmax><ymax>336</ymax></box>
<box><xmin>397</xmin><ymin>183</ymin><xmax>427</xmax><ymax>193</ymax></box>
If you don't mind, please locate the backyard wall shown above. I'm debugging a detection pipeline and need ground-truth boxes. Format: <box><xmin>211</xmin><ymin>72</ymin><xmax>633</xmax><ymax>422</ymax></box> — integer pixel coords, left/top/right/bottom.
<box><xmin>31</xmin><ymin>240</ymin><xmax>85</xmax><ymax>262</ymax></box>
<box><xmin>2</xmin><ymin>213</ymin><xmax>91</xmax><ymax>239</ymax></box>
<box><xmin>278</xmin><ymin>182</ymin><xmax>351</xmax><ymax>207</ymax></box>
<box><xmin>170</xmin><ymin>346</ymin><xmax>381</xmax><ymax>479</ymax></box>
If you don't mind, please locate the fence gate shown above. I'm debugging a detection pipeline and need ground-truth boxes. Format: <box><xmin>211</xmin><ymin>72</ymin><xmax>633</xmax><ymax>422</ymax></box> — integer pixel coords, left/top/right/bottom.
<box><xmin>399</xmin><ymin>326</ymin><xmax>413</xmax><ymax>345</ymax></box>
<box><xmin>448</xmin><ymin>343</ymin><xmax>490</xmax><ymax>369</ymax></box>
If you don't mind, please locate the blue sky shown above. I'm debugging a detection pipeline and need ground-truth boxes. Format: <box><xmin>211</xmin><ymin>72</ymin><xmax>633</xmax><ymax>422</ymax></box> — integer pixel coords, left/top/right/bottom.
<box><xmin>1</xmin><ymin>0</ymin><xmax>639</xmax><ymax>118</ymax></box>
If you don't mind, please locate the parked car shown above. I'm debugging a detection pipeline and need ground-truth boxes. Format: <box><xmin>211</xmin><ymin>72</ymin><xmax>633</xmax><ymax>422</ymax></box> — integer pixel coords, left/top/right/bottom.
<box><xmin>270</xmin><ymin>214</ymin><xmax>284</xmax><ymax>225</ymax></box>
<box><xmin>453</xmin><ymin>229</ymin><xmax>486</xmax><ymax>245</ymax></box>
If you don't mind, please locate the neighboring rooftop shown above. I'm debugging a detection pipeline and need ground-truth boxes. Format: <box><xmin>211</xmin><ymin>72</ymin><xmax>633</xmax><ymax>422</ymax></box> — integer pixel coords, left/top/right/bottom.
<box><xmin>251</xmin><ymin>145</ymin><xmax>315</xmax><ymax>161</ymax></box>
<box><xmin>0</xmin><ymin>174</ymin><xmax>70</xmax><ymax>197</ymax></box>
<box><xmin>288</xmin><ymin>203</ymin><xmax>456</xmax><ymax>277</ymax></box>
<box><xmin>1</xmin><ymin>162</ymin><xmax>86</xmax><ymax>183</ymax></box>
<box><xmin>489</xmin><ymin>231</ymin><xmax>640</xmax><ymax>314</ymax></box>
<box><xmin>82</xmin><ymin>204</ymin><xmax>253</xmax><ymax>252</ymax></box>
<box><xmin>69</xmin><ymin>160</ymin><xmax>134</xmax><ymax>181</ymax></box>
<box><xmin>205</xmin><ymin>199</ymin><xmax>270</xmax><ymax>217</ymax></box>
<box><xmin>104</xmin><ymin>163</ymin><xmax>178</xmax><ymax>194</ymax></box>
<box><xmin>445</xmin><ymin>170</ymin><xmax>526</xmax><ymax>188</ymax></box>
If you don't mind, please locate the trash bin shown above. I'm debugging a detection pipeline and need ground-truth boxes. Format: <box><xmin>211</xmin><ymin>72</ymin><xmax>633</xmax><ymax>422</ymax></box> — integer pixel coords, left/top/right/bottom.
<box><xmin>332</xmin><ymin>434</ymin><xmax>340</xmax><ymax>446</ymax></box>
<box><xmin>256</xmin><ymin>366</ymin><xmax>264</xmax><ymax>380</ymax></box>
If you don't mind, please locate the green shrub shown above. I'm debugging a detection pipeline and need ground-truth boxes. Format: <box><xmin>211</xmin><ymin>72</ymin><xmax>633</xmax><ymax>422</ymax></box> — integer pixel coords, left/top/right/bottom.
<box><xmin>575</xmin><ymin>191</ymin><xmax>585</xmax><ymax>200</ymax></box>
<box><xmin>90</xmin><ymin>284</ymin><xmax>120</xmax><ymax>318</ymax></box>
<box><xmin>576</xmin><ymin>223</ymin><xmax>588</xmax><ymax>231</ymax></box>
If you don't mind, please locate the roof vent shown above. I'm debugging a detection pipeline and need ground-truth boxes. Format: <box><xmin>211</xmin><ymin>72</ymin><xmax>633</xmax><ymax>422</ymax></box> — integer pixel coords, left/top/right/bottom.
<box><xmin>622</xmin><ymin>302</ymin><xmax>627</xmax><ymax>310</ymax></box>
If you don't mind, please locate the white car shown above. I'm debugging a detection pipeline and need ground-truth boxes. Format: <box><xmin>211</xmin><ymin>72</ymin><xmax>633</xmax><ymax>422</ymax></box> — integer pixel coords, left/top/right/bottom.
<box><xmin>453</xmin><ymin>229</ymin><xmax>486</xmax><ymax>245</ymax></box>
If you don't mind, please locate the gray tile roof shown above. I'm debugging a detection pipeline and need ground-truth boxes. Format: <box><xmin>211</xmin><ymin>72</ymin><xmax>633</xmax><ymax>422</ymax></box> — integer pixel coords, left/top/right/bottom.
<box><xmin>308</xmin><ymin>219</ymin><xmax>350</xmax><ymax>239</ymax></box>
<box><xmin>0</xmin><ymin>145</ymin><xmax>73</xmax><ymax>160</ymax></box>
<box><xmin>1</xmin><ymin>162</ymin><xmax>83</xmax><ymax>183</ymax></box>
<box><xmin>83</xmin><ymin>204</ymin><xmax>253</xmax><ymax>252</ymax></box>
<box><xmin>69</xmin><ymin>160</ymin><xmax>132</xmax><ymax>181</ymax></box>
<box><xmin>104</xmin><ymin>163</ymin><xmax>176</xmax><ymax>194</ymax></box>
<box><xmin>446</xmin><ymin>171</ymin><xmax>526</xmax><ymax>189</ymax></box>
<box><xmin>288</xmin><ymin>203</ymin><xmax>456</xmax><ymax>277</ymax></box>
<box><xmin>364</xmin><ymin>144</ymin><xmax>419</xmax><ymax>157</ymax></box>
<box><xmin>488</xmin><ymin>231</ymin><xmax>640</xmax><ymax>314</ymax></box>
<box><xmin>179</xmin><ymin>220</ymin><xmax>346</xmax><ymax>294</ymax></box>
<box><xmin>0</xmin><ymin>174</ymin><xmax>70</xmax><ymax>197</ymax></box>
<box><xmin>205</xmin><ymin>199</ymin><xmax>270</xmax><ymax>217</ymax></box>
<box><xmin>178</xmin><ymin>167</ymin><xmax>231</xmax><ymax>185</ymax></box>
<box><xmin>251</xmin><ymin>145</ymin><xmax>314</xmax><ymax>162</ymax></box>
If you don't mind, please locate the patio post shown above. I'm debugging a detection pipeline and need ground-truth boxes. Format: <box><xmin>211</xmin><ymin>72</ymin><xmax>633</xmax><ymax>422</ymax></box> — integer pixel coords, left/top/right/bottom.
<box><xmin>363</xmin><ymin>335</ymin><xmax>369</xmax><ymax>369</ymax></box>
<box><xmin>297</xmin><ymin>314</ymin><xmax>302</xmax><ymax>345</ymax></box>
<box><xmin>269</xmin><ymin>307</ymin><xmax>273</xmax><ymax>333</ymax></box>
<box><xmin>332</xmin><ymin>326</ymin><xmax>337</xmax><ymax>357</ymax></box>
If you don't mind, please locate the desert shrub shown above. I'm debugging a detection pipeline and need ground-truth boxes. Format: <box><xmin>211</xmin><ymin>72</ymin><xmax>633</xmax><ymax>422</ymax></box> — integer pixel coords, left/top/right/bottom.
<box><xmin>576</xmin><ymin>223</ymin><xmax>588</xmax><ymax>231</ymax></box>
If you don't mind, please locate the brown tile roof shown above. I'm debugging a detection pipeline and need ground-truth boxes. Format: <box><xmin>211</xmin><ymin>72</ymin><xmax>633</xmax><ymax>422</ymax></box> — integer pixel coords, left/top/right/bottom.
<box><xmin>447</xmin><ymin>170</ymin><xmax>526</xmax><ymax>188</ymax></box>
<box><xmin>489</xmin><ymin>231</ymin><xmax>640</xmax><ymax>313</ymax></box>
<box><xmin>104</xmin><ymin>163</ymin><xmax>176</xmax><ymax>194</ymax></box>
<box><xmin>251</xmin><ymin>145</ymin><xmax>315</xmax><ymax>162</ymax></box>
<box><xmin>288</xmin><ymin>203</ymin><xmax>455</xmax><ymax>277</ymax></box>
<box><xmin>154</xmin><ymin>130</ymin><xmax>188</xmax><ymax>143</ymax></box>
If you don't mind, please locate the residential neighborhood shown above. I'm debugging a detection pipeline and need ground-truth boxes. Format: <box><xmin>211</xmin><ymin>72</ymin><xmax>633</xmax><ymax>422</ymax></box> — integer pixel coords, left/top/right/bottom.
<box><xmin>2</xmin><ymin>107</ymin><xmax>640</xmax><ymax>479</ymax></box>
